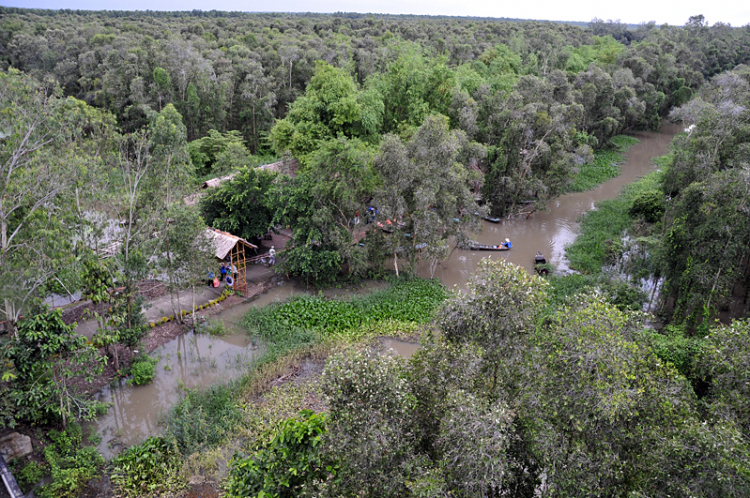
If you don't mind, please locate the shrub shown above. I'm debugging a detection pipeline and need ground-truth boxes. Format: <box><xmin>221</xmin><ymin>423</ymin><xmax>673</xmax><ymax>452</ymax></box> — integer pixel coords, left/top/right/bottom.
<box><xmin>13</xmin><ymin>460</ymin><xmax>46</xmax><ymax>489</ymax></box>
<box><xmin>38</xmin><ymin>423</ymin><xmax>103</xmax><ymax>498</ymax></box>
<box><xmin>226</xmin><ymin>410</ymin><xmax>335</xmax><ymax>498</ymax></box>
<box><xmin>629</xmin><ymin>189</ymin><xmax>664</xmax><ymax>223</ymax></box>
<box><xmin>163</xmin><ymin>385</ymin><xmax>243</xmax><ymax>455</ymax></box>
<box><xmin>111</xmin><ymin>436</ymin><xmax>181</xmax><ymax>495</ymax></box>
<box><xmin>130</xmin><ymin>356</ymin><xmax>158</xmax><ymax>386</ymax></box>
<box><xmin>201</xmin><ymin>320</ymin><xmax>228</xmax><ymax>336</ymax></box>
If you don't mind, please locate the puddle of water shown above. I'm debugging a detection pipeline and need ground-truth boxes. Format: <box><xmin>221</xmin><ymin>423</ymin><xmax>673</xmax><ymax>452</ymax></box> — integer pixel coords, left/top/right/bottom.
<box><xmin>380</xmin><ymin>338</ymin><xmax>419</xmax><ymax>359</ymax></box>
<box><xmin>90</xmin><ymin>321</ymin><xmax>259</xmax><ymax>458</ymax></box>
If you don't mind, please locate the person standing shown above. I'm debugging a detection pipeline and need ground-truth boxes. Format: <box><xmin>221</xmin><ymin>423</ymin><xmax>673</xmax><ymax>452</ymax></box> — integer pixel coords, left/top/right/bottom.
<box><xmin>219</xmin><ymin>263</ymin><xmax>227</xmax><ymax>281</ymax></box>
<box><xmin>269</xmin><ymin>246</ymin><xmax>276</xmax><ymax>266</ymax></box>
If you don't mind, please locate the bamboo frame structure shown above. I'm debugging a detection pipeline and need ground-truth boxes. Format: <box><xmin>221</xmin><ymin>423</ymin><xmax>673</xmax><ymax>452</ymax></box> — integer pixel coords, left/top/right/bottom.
<box><xmin>228</xmin><ymin>239</ymin><xmax>249</xmax><ymax>296</ymax></box>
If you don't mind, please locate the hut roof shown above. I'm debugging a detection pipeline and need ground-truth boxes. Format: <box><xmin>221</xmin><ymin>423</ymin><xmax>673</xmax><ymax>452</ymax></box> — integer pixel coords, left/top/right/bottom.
<box><xmin>204</xmin><ymin>227</ymin><xmax>257</xmax><ymax>259</ymax></box>
<box><xmin>201</xmin><ymin>174</ymin><xmax>236</xmax><ymax>189</ymax></box>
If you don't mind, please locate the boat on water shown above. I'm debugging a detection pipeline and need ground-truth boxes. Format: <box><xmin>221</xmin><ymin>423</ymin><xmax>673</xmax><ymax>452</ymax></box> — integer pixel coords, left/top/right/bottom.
<box><xmin>467</xmin><ymin>238</ymin><xmax>511</xmax><ymax>251</ymax></box>
<box><xmin>468</xmin><ymin>243</ymin><xmax>510</xmax><ymax>251</ymax></box>
<box><xmin>534</xmin><ymin>251</ymin><xmax>550</xmax><ymax>275</ymax></box>
<box><xmin>474</xmin><ymin>212</ymin><xmax>501</xmax><ymax>223</ymax></box>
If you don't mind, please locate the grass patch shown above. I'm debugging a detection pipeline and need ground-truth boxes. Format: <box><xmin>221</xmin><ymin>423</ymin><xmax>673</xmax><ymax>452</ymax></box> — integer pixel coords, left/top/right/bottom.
<box><xmin>566</xmin><ymin>168</ymin><xmax>664</xmax><ymax>274</ymax></box>
<box><xmin>163</xmin><ymin>384</ymin><xmax>244</xmax><ymax>455</ymax></box>
<box><xmin>567</xmin><ymin>135</ymin><xmax>640</xmax><ymax>192</ymax></box>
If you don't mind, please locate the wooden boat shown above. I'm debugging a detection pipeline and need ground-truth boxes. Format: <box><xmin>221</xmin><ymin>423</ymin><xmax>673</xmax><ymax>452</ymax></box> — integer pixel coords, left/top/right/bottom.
<box><xmin>483</xmin><ymin>216</ymin><xmax>501</xmax><ymax>223</ymax></box>
<box><xmin>468</xmin><ymin>243</ymin><xmax>510</xmax><ymax>251</ymax></box>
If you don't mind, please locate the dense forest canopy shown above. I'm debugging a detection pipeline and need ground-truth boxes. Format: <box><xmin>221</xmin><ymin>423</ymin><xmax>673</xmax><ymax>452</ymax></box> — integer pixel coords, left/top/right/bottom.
<box><xmin>2</xmin><ymin>8</ymin><xmax>750</xmax><ymax>496</ymax></box>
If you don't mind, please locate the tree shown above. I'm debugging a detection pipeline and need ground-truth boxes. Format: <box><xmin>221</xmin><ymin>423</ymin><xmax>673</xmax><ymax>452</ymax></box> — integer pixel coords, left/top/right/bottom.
<box><xmin>438</xmin><ymin>258</ymin><xmax>548</xmax><ymax>399</ymax></box>
<box><xmin>188</xmin><ymin>129</ymin><xmax>250</xmax><ymax>177</ymax></box>
<box><xmin>270</xmin><ymin>61</ymin><xmax>382</xmax><ymax>166</ymax></box>
<box><xmin>272</xmin><ymin>137</ymin><xmax>375</xmax><ymax>284</ymax></box>
<box><xmin>10</xmin><ymin>308</ymin><xmax>106</xmax><ymax>428</ymax></box>
<box><xmin>165</xmin><ymin>204</ymin><xmax>216</xmax><ymax>327</ymax></box>
<box><xmin>321</xmin><ymin>349</ymin><xmax>416</xmax><ymax>497</ymax></box>
<box><xmin>373</xmin><ymin>115</ymin><xmax>485</xmax><ymax>277</ymax></box>
<box><xmin>521</xmin><ymin>295</ymin><xmax>749</xmax><ymax>497</ymax></box>
<box><xmin>696</xmin><ymin>319</ymin><xmax>750</xmax><ymax>436</ymax></box>
<box><xmin>659</xmin><ymin>169</ymin><xmax>750</xmax><ymax>326</ymax></box>
<box><xmin>201</xmin><ymin>166</ymin><xmax>276</xmax><ymax>243</ymax></box>
<box><xmin>0</xmin><ymin>68</ymin><xmax>114</xmax><ymax>337</ymax></box>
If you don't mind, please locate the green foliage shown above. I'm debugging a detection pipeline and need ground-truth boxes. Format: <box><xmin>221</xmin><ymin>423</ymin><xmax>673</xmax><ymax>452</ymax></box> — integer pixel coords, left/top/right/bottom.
<box><xmin>201</xmin><ymin>166</ymin><xmax>276</xmax><ymax>241</ymax></box>
<box><xmin>188</xmin><ymin>129</ymin><xmax>250</xmax><ymax>176</ymax></box>
<box><xmin>129</xmin><ymin>355</ymin><xmax>158</xmax><ymax>386</ymax></box>
<box><xmin>12</xmin><ymin>460</ymin><xmax>46</xmax><ymax>489</ymax></box>
<box><xmin>201</xmin><ymin>320</ymin><xmax>229</xmax><ymax>336</ymax></box>
<box><xmin>270</xmin><ymin>61</ymin><xmax>379</xmax><ymax>165</ymax></box>
<box><xmin>602</xmin><ymin>279</ymin><xmax>647</xmax><ymax>311</ymax></box>
<box><xmin>226</xmin><ymin>410</ymin><xmax>335</xmax><ymax>498</ymax></box>
<box><xmin>659</xmin><ymin>169</ymin><xmax>750</xmax><ymax>326</ymax></box>
<box><xmin>567</xmin><ymin>135</ymin><xmax>639</xmax><ymax>192</ymax></box>
<box><xmin>10</xmin><ymin>308</ymin><xmax>106</xmax><ymax>427</ymax></box>
<box><xmin>271</xmin><ymin>136</ymin><xmax>376</xmax><ymax>284</ymax></box>
<box><xmin>629</xmin><ymin>188</ymin><xmax>664</xmax><ymax>222</ymax></box>
<box><xmin>110</xmin><ymin>436</ymin><xmax>181</xmax><ymax>496</ymax></box>
<box><xmin>321</xmin><ymin>349</ymin><xmax>416</xmax><ymax>497</ymax></box>
<box><xmin>248</xmin><ymin>278</ymin><xmax>446</xmax><ymax>338</ymax></box>
<box><xmin>163</xmin><ymin>384</ymin><xmax>243</xmax><ymax>455</ymax></box>
<box><xmin>696</xmin><ymin>319</ymin><xmax>750</xmax><ymax>433</ymax></box>
<box><xmin>566</xmin><ymin>168</ymin><xmax>664</xmax><ymax>274</ymax></box>
<box><xmin>38</xmin><ymin>423</ymin><xmax>104</xmax><ymax>498</ymax></box>
<box><xmin>639</xmin><ymin>324</ymin><xmax>702</xmax><ymax>381</ymax></box>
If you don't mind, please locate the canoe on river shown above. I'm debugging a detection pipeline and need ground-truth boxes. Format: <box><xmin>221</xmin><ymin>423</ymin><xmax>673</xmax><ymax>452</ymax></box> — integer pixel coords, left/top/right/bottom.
<box><xmin>468</xmin><ymin>243</ymin><xmax>510</xmax><ymax>251</ymax></box>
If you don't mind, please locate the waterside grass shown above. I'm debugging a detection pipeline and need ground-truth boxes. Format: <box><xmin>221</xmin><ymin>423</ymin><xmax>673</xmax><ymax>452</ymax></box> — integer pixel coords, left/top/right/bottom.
<box><xmin>565</xmin><ymin>164</ymin><xmax>665</xmax><ymax>274</ymax></box>
<box><xmin>567</xmin><ymin>135</ymin><xmax>640</xmax><ymax>193</ymax></box>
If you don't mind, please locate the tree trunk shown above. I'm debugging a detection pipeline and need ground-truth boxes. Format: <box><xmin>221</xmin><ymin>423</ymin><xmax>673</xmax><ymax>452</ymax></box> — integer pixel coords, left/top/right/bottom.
<box><xmin>394</xmin><ymin>251</ymin><xmax>399</xmax><ymax>278</ymax></box>
<box><xmin>191</xmin><ymin>285</ymin><xmax>197</xmax><ymax>331</ymax></box>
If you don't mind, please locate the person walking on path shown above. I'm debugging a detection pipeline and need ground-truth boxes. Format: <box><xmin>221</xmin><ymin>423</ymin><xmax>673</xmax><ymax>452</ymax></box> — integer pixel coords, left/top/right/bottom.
<box><xmin>269</xmin><ymin>246</ymin><xmax>276</xmax><ymax>266</ymax></box>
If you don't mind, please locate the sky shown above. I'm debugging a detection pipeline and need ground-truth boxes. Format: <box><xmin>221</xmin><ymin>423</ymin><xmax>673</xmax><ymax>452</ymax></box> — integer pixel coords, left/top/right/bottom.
<box><xmin>3</xmin><ymin>0</ymin><xmax>749</xmax><ymax>27</ymax></box>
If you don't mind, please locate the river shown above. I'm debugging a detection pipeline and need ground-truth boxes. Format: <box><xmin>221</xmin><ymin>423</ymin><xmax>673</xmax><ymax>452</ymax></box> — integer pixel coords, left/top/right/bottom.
<box><xmin>417</xmin><ymin>123</ymin><xmax>681</xmax><ymax>287</ymax></box>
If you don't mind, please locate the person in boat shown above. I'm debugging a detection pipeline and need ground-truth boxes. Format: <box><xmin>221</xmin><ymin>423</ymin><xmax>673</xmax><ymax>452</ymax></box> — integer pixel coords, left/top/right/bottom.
<box><xmin>502</xmin><ymin>238</ymin><xmax>512</xmax><ymax>249</ymax></box>
<box><xmin>535</xmin><ymin>251</ymin><xmax>546</xmax><ymax>263</ymax></box>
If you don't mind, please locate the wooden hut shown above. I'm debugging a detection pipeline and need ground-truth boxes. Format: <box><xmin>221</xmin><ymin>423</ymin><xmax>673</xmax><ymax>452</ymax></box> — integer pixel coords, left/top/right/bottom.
<box><xmin>204</xmin><ymin>227</ymin><xmax>258</xmax><ymax>296</ymax></box>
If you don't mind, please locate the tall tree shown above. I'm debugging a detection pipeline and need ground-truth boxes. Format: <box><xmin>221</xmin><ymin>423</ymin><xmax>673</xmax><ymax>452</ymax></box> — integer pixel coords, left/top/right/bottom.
<box><xmin>0</xmin><ymin>68</ymin><xmax>113</xmax><ymax>336</ymax></box>
<box><xmin>372</xmin><ymin>115</ymin><xmax>485</xmax><ymax>277</ymax></box>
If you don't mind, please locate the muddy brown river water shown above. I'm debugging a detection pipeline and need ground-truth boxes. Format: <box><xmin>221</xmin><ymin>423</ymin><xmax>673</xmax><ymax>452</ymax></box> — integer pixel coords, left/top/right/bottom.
<box><xmin>89</xmin><ymin>124</ymin><xmax>680</xmax><ymax>458</ymax></box>
<box><xmin>418</xmin><ymin>123</ymin><xmax>681</xmax><ymax>287</ymax></box>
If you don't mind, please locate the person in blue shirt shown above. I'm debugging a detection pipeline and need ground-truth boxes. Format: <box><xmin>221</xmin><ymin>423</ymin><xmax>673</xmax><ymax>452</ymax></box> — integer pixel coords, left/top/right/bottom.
<box><xmin>207</xmin><ymin>271</ymin><xmax>215</xmax><ymax>287</ymax></box>
<box><xmin>502</xmin><ymin>238</ymin><xmax>512</xmax><ymax>249</ymax></box>
<box><xmin>220</xmin><ymin>263</ymin><xmax>227</xmax><ymax>281</ymax></box>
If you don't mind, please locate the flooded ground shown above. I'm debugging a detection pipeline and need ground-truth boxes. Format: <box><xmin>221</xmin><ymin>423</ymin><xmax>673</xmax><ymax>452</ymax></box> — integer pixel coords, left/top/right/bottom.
<box><xmin>89</xmin><ymin>297</ymin><xmax>272</xmax><ymax>459</ymax></box>
<box><xmin>418</xmin><ymin>123</ymin><xmax>681</xmax><ymax>288</ymax></box>
<box><xmin>89</xmin><ymin>280</ymin><xmax>393</xmax><ymax>458</ymax></box>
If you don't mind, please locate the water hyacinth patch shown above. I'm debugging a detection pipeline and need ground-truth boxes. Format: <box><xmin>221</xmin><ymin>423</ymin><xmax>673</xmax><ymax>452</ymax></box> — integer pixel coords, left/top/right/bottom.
<box><xmin>245</xmin><ymin>278</ymin><xmax>446</xmax><ymax>338</ymax></box>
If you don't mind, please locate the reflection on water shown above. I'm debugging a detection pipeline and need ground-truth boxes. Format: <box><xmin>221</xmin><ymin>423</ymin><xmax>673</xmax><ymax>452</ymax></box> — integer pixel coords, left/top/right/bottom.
<box><xmin>381</xmin><ymin>338</ymin><xmax>419</xmax><ymax>359</ymax></box>
<box><xmin>90</xmin><ymin>329</ymin><xmax>257</xmax><ymax>458</ymax></box>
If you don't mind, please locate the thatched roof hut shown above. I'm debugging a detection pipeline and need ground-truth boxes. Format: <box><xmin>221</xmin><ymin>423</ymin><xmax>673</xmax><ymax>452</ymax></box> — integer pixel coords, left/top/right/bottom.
<box><xmin>204</xmin><ymin>227</ymin><xmax>257</xmax><ymax>260</ymax></box>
